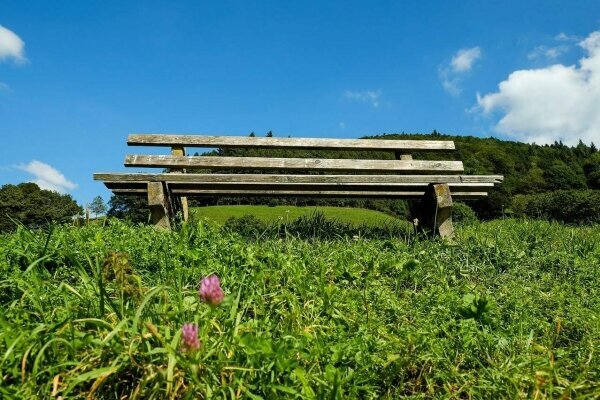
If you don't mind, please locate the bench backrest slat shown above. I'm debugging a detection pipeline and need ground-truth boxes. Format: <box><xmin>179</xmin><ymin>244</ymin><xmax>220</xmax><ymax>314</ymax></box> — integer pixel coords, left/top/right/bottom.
<box><xmin>127</xmin><ymin>134</ymin><xmax>455</xmax><ymax>152</ymax></box>
<box><xmin>124</xmin><ymin>155</ymin><xmax>464</xmax><ymax>173</ymax></box>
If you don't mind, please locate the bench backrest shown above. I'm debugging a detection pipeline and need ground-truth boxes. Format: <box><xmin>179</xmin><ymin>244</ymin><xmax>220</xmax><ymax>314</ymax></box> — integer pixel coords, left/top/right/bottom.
<box><xmin>124</xmin><ymin>134</ymin><xmax>463</xmax><ymax>173</ymax></box>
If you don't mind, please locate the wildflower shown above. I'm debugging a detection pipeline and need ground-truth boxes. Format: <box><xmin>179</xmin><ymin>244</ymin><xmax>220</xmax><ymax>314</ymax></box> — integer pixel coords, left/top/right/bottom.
<box><xmin>199</xmin><ymin>274</ymin><xmax>225</xmax><ymax>306</ymax></box>
<box><xmin>181</xmin><ymin>323</ymin><xmax>201</xmax><ymax>352</ymax></box>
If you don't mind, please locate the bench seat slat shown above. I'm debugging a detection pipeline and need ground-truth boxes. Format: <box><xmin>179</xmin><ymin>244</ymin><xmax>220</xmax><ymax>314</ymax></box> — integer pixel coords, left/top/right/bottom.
<box><xmin>124</xmin><ymin>155</ymin><xmax>464</xmax><ymax>173</ymax></box>
<box><xmin>94</xmin><ymin>172</ymin><xmax>503</xmax><ymax>184</ymax></box>
<box><xmin>102</xmin><ymin>181</ymin><xmax>495</xmax><ymax>192</ymax></box>
<box><xmin>169</xmin><ymin>189</ymin><xmax>489</xmax><ymax>199</ymax></box>
<box><xmin>173</xmin><ymin>182</ymin><xmax>495</xmax><ymax>191</ymax></box>
<box><xmin>127</xmin><ymin>134</ymin><xmax>455</xmax><ymax>152</ymax></box>
<box><xmin>109</xmin><ymin>187</ymin><xmax>488</xmax><ymax>199</ymax></box>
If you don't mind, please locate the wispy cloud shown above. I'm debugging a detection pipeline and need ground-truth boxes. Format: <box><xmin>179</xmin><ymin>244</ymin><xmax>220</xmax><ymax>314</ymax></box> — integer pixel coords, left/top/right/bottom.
<box><xmin>338</xmin><ymin>121</ymin><xmax>346</xmax><ymax>129</ymax></box>
<box><xmin>450</xmin><ymin>47</ymin><xmax>482</xmax><ymax>72</ymax></box>
<box><xmin>439</xmin><ymin>47</ymin><xmax>482</xmax><ymax>95</ymax></box>
<box><xmin>555</xmin><ymin>32</ymin><xmax>580</xmax><ymax>42</ymax></box>
<box><xmin>17</xmin><ymin>160</ymin><xmax>78</xmax><ymax>193</ymax></box>
<box><xmin>344</xmin><ymin>89</ymin><xmax>382</xmax><ymax>107</ymax></box>
<box><xmin>476</xmin><ymin>30</ymin><xmax>600</xmax><ymax>146</ymax></box>
<box><xmin>528</xmin><ymin>33</ymin><xmax>581</xmax><ymax>62</ymax></box>
<box><xmin>527</xmin><ymin>45</ymin><xmax>569</xmax><ymax>61</ymax></box>
<box><xmin>0</xmin><ymin>24</ymin><xmax>26</xmax><ymax>63</ymax></box>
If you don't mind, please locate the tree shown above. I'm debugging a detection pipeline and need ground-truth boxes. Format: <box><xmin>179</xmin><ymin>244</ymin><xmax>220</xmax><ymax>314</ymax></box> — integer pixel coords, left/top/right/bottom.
<box><xmin>543</xmin><ymin>164</ymin><xmax>587</xmax><ymax>190</ymax></box>
<box><xmin>89</xmin><ymin>196</ymin><xmax>107</xmax><ymax>218</ymax></box>
<box><xmin>0</xmin><ymin>183</ymin><xmax>82</xmax><ymax>232</ymax></box>
<box><xmin>583</xmin><ymin>153</ymin><xmax>600</xmax><ymax>189</ymax></box>
<box><xmin>107</xmin><ymin>195</ymin><xmax>149</xmax><ymax>223</ymax></box>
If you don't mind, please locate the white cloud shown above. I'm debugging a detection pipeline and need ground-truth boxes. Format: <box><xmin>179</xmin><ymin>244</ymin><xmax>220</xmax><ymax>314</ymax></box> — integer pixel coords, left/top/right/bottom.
<box><xmin>451</xmin><ymin>47</ymin><xmax>482</xmax><ymax>72</ymax></box>
<box><xmin>18</xmin><ymin>160</ymin><xmax>78</xmax><ymax>193</ymax></box>
<box><xmin>477</xmin><ymin>30</ymin><xmax>600</xmax><ymax>145</ymax></box>
<box><xmin>440</xmin><ymin>47</ymin><xmax>482</xmax><ymax>95</ymax></box>
<box><xmin>0</xmin><ymin>24</ymin><xmax>26</xmax><ymax>63</ymax></box>
<box><xmin>339</xmin><ymin>121</ymin><xmax>346</xmax><ymax>129</ymax></box>
<box><xmin>344</xmin><ymin>89</ymin><xmax>382</xmax><ymax>107</ymax></box>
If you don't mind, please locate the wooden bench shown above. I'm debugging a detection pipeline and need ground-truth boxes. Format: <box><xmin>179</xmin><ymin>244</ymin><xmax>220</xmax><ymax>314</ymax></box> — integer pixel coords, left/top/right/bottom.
<box><xmin>94</xmin><ymin>134</ymin><xmax>503</xmax><ymax>237</ymax></box>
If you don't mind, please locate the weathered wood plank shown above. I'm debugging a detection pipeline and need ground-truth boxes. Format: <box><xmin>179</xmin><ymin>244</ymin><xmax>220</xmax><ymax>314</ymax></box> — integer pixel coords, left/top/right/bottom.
<box><xmin>94</xmin><ymin>172</ymin><xmax>504</xmax><ymax>184</ymax></box>
<box><xmin>170</xmin><ymin>189</ymin><xmax>487</xmax><ymax>199</ymax></box>
<box><xmin>110</xmin><ymin>187</ymin><xmax>488</xmax><ymax>199</ymax></box>
<box><xmin>127</xmin><ymin>134</ymin><xmax>456</xmax><ymax>152</ymax></box>
<box><xmin>172</xmin><ymin>182</ymin><xmax>494</xmax><ymax>191</ymax></box>
<box><xmin>109</xmin><ymin>187</ymin><xmax>148</xmax><ymax>193</ymax></box>
<box><xmin>124</xmin><ymin>155</ymin><xmax>464</xmax><ymax>173</ymax></box>
<box><xmin>103</xmin><ymin>181</ymin><xmax>495</xmax><ymax>192</ymax></box>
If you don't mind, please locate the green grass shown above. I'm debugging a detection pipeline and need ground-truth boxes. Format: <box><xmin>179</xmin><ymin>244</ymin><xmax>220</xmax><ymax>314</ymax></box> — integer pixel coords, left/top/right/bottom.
<box><xmin>192</xmin><ymin>205</ymin><xmax>401</xmax><ymax>226</ymax></box>
<box><xmin>0</xmin><ymin>219</ymin><xmax>599</xmax><ymax>398</ymax></box>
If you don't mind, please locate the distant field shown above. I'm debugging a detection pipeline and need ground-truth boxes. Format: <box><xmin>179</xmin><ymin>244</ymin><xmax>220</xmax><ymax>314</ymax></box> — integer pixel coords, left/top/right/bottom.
<box><xmin>191</xmin><ymin>205</ymin><xmax>401</xmax><ymax>225</ymax></box>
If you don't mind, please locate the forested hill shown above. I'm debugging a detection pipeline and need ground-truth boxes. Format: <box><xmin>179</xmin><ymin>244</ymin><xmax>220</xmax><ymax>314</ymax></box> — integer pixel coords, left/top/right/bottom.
<box><xmin>366</xmin><ymin>132</ymin><xmax>599</xmax><ymax>191</ymax></box>
<box><xmin>195</xmin><ymin>131</ymin><xmax>600</xmax><ymax>220</ymax></box>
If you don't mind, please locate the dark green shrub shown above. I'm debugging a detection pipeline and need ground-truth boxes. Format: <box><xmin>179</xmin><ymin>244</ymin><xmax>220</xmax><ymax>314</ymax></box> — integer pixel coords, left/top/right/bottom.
<box><xmin>452</xmin><ymin>202</ymin><xmax>478</xmax><ymax>223</ymax></box>
<box><xmin>470</xmin><ymin>186</ymin><xmax>512</xmax><ymax>220</ymax></box>
<box><xmin>222</xmin><ymin>211</ymin><xmax>412</xmax><ymax>241</ymax></box>
<box><xmin>107</xmin><ymin>195</ymin><xmax>149</xmax><ymax>224</ymax></box>
<box><xmin>389</xmin><ymin>200</ymin><xmax>410</xmax><ymax>219</ymax></box>
<box><xmin>223</xmin><ymin>215</ymin><xmax>267</xmax><ymax>238</ymax></box>
<box><xmin>513</xmin><ymin>190</ymin><xmax>600</xmax><ymax>224</ymax></box>
<box><xmin>283</xmin><ymin>211</ymin><xmax>352</xmax><ymax>240</ymax></box>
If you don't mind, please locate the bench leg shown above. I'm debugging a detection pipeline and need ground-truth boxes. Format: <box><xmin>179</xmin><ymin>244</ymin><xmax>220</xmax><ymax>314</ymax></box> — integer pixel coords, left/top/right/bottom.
<box><xmin>170</xmin><ymin>145</ymin><xmax>189</xmax><ymax>222</ymax></box>
<box><xmin>169</xmin><ymin>193</ymin><xmax>188</xmax><ymax>223</ymax></box>
<box><xmin>181</xmin><ymin>197</ymin><xmax>189</xmax><ymax>222</ymax></box>
<box><xmin>419</xmin><ymin>183</ymin><xmax>454</xmax><ymax>238</ymax></box>
<box><xmin>147</xmin><ymin>182</ymin><xmax>172</xmax><ymax>230</ymax></box>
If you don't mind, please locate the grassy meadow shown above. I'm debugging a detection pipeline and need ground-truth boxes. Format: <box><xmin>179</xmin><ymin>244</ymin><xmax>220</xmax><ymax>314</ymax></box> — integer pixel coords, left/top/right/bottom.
<box><xmin>0</xmin><ymin>217</ymin><xmax>599</xmax><ymax>398</ymax></box>
<box><xmin>192</xmin><ymin>205</ymin><xmax>400</xmax><ymax>226</ymax></box>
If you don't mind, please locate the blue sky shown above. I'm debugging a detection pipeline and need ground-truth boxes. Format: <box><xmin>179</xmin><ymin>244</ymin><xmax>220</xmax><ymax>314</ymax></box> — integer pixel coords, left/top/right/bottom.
<box><xmin>1</xmin><ymin>0</ymin><xmax>599</xmax><ymax>205</ymax></box>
